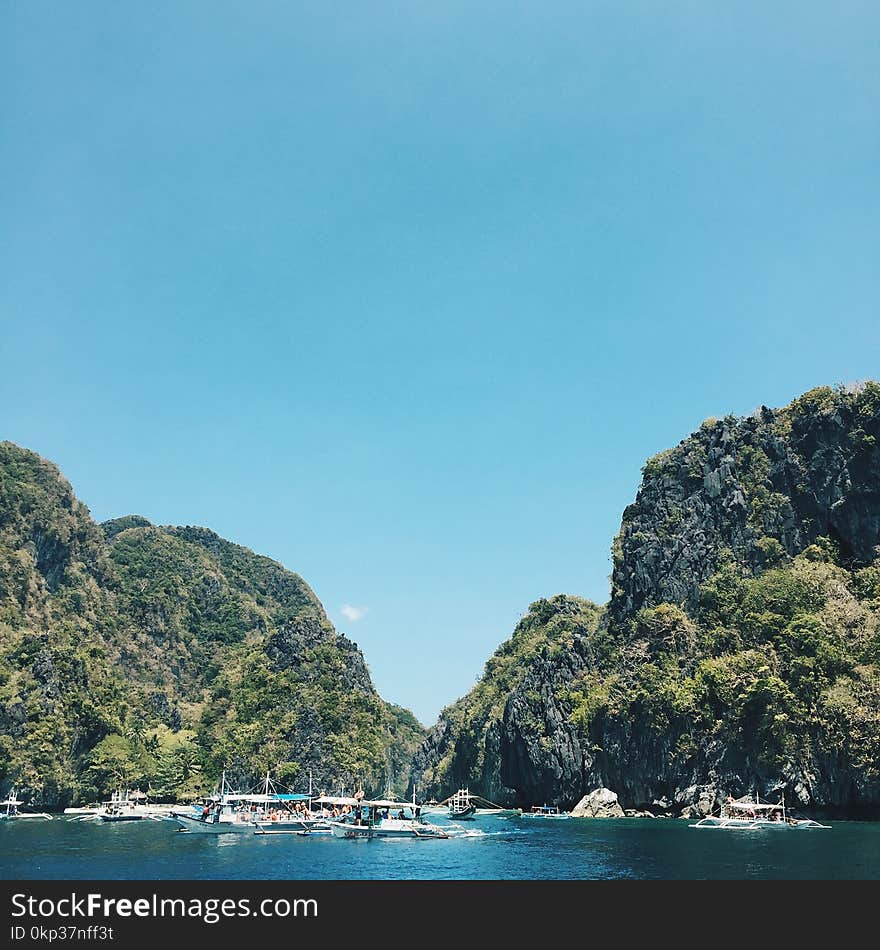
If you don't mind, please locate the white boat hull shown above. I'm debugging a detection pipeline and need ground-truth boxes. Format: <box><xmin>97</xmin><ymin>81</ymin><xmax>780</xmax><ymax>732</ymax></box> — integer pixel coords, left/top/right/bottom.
<box><xmin>692</xmin><ymin>816</ymin><xmax>831</xmax><ymax>829</ymax></box>
<box><xmin>66</xmin><ymin>805</ymin><xmax>174</xmax><ymax>821</ymax></box>
<box><xmin>329</xmin><ymin>822</ymin><xmax>373</xmax><ymax>839</ymax></box>
<box><xmin>172</xmin><ymin>811</ymin><xmax>259</xmax><ymax>834</ymax></box>
<box><xmin>172</xmin><ymin>807</ymin><xmax>327</xmax><ymax>834</ymax></box>
<box><xmin>255</xmin><ymin>818</ymin><xmax>329</xmax><ymax>833</ymax></box>
<box><xmin>254</xmin><ymin>827</ymin><xmax>331</xmax><ymax>836</ymax></box>
<box><xmin>329</xmin><ymin>819</ymin><xmax>448</xmax><ymax>839</ymax></box>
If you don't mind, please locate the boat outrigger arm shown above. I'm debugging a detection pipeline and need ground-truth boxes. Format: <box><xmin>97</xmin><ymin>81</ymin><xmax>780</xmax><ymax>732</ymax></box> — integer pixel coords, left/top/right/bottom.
<box><xmin>691</xmin><ymin>793</ymin><xmax>831</xmax><ymax>829</ymax></box>
<box><xmin>0</xmin><ymin>791</ymin><xmax>53</xmax><ymax>821</ymax></box>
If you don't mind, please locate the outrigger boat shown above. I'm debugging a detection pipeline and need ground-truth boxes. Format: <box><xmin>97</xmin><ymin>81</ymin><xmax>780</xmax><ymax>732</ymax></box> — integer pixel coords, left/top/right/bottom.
<box><xmin>422</xmin><ymin>790</ymin><xmax>521</xmax><ymax>818</ymax></box>
<box><xmin>66</xmin><ymin>789</ymin><xmax>173</xmax><ymax>822</ymax></box>
<box><xmin>691</xmin><ymin>794</ymin><xmax>831</xmax><ymax>830</ymax></box>
<box><xmin>329</xmin><ymin>799</ymin><xmax>448</xmax><ymax>839</ymax></box>
<box><xmin>520</xmin><ymin>804</ymin><xmax>571</xmax><ymax>820</ymax></box>
<box><xmin>253</xmin><ymin>792</ymin><xmax>353</xmax><ymax>836</ymax></box>
<box><xmin>172</xmin><ymin>772</ymin><xmax>327</xmax><ymax>834</ymax></box>
<box><xmin>448</xmin><ymin>788</ymin><xmax>476</xmax><ymax>820</ymax></box>
<box><xmin>0</xmin><ymin>790</ymin><xmax>53</xmax><ymax>821</ymax></box>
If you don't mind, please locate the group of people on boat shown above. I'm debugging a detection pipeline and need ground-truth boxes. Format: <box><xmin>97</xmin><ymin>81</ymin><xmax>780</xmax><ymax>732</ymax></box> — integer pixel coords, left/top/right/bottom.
<box><xmin>319</xmin><ymin>803</ymin><xmax>358</xmax><ymax>819</ymax></box>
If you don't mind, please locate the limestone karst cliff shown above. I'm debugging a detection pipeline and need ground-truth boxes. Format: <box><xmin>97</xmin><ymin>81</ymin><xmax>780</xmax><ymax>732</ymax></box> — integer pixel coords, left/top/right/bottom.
<box><xmin>0</xmin><ymin>442</ymin><xmax>423</xmax><ymax>806</ymax></box>
<box><xmin>411</xmin><ymin>385</ymin><xmax>880</xmax><ymax>816</ymax></box>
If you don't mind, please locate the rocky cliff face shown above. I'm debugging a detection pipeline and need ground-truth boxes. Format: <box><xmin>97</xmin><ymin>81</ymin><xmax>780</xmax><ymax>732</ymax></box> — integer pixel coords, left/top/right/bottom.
<box><xmin>412</xmin><ymin>385</ymin><xmax>880</xmax><ymax>816</ymax></box>
<box><xmin>0</xmin><ymin>442</ymin><xmax>423</xmax><ymax>805</ymax></box>
<box><xmin>610</xmin><ymin>384</ymin><xmax>880</xmax><ymax>623</ymax></box>
<box><xmin>410</xmin><ymin>595</ymin><xmax>605</xmax><ymax>805</ymax></box>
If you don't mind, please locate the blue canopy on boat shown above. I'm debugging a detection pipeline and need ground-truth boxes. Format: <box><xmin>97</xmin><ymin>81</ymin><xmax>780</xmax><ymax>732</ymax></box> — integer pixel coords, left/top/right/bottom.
<box><xmin>271</xmin><ymin>794</ymin><xmax>312</xmax><ymax>801</ymax></box>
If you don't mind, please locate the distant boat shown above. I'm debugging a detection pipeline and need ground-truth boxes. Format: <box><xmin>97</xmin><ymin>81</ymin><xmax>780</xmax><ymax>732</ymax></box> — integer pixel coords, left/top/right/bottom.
<box><xmin>520</xmin><ymin>804</ymin><xmax>571</xmax><ymax>820</ymax></box>
<box><xmin>66</xmin><ymin>789</ymin><xmax>172</xmax><ymax>822</ymax></box>
<box><xmin>423</xmin><ymin>789</ymin><xmax>521</xmax><ymax>818</ymax></box>
<box><xmin>0</xmin><ymin>790</ymin><xmax>53</xmax><ymax>821</ymax></box>
<box><xmin>448</xmin><ymin>788</ymin><xmax>477</xmax><ymax>820</ymax></box>
<box><xmin>691</xmin><ymin>794</ymin><xmax>831</xmax><ymax>830</ymax></box>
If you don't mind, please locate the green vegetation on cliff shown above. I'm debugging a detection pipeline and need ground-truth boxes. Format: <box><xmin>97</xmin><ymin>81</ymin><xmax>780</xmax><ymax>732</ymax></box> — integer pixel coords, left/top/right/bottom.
<box><xmin>5</xmin><ymin>381</ymin><xmax>880</xmax><ymax>814</ymax></box>
<box><xmin>413</xmin><ymin>596</ymin><xmax>603</xmax><ymax>802</ymax></box>
<box><xmin>413</xmin><ymin>384</ymin><xmax>880</xmax><ymax>815</ymax></box>
<box><xmin>0</xmin><ymin>442</ymin><xmax>423</xmax><ymax>806</ymax></box>
<box><xmin>575</xmin><ymin>551</ymin><xmax>880</xmax><ymax>788</ymax></box>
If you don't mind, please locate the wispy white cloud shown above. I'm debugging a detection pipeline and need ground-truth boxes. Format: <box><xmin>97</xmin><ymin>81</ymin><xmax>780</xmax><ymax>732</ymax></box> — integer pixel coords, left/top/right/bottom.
<box><xmin>340</xmin><ymin>604</ymin><xmax>368</xmax><ymax>622</ymax></box>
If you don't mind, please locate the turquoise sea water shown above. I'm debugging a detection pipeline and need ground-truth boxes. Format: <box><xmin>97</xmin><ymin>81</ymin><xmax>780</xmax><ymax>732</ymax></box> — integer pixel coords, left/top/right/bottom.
<box><xmin>2</xmin><ymin>815</ymin><xmax>878</xmax><ymax>880</ymax></box>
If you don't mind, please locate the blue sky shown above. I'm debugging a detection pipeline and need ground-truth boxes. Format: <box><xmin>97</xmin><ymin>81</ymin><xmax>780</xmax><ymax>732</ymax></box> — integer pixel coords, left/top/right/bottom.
<box><xmin>2</xmin><ymin>2</ymin><xmax>878</xmax><ymax>724</ymax></box>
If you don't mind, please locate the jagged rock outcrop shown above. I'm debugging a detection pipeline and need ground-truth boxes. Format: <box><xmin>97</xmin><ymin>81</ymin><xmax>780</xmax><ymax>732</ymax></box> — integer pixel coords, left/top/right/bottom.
<box><xmin>411</xmin><ymin>385</ymin><xmax>880</xmax><ymax>817</ymax></box>
<box><xmin>410</xmin><ymin>596</ymin><xmax>604</xmax><ymax>805</ymax></box>
<box><xmin>571</xmin><ymin>788</ymin><xmax>625</xmax><ymax>818</ymax></box>
<box><xmin>610</xmin><ymin>384</ymin><xmax>880</xmax><ymax>624</ymax></box>
<box><xmin>499</xmin><ymin>632</ymin><xmax>605</xmax><ymax>804</ymax></box>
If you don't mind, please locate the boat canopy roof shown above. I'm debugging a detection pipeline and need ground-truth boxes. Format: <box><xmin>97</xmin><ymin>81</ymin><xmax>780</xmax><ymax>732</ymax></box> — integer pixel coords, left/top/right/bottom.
<box><xmin>213</xmin><ymin>794</ymin><xmax>271</xmax><ymax>803</ymax></box>
<box><xmin>313</xmin><ymin>796</ymin><xmax>359</xmax><ymax>806</ymax></box>
<box><xmin>365</xmin><ymin>799</ymin><xmax>413</xmax><ymax>809</ymax></box>
<box><xmin>215</xmin><ymin>793</ymin><xmax>312</xmax><ymax>803</ymax></box>
<box><xmin>728</xmin><ymin>801</ymin><xmax>783</xmax><ymax>811</ymax></box>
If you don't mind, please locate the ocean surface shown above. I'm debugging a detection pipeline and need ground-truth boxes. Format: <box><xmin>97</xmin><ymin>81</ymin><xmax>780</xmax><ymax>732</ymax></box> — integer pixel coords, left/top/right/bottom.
<box><xmin>1</xmin><ymin>815</ymin><xmax>877</xmax><ymax>880</ymax></box>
